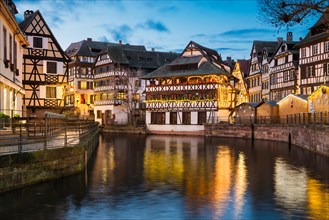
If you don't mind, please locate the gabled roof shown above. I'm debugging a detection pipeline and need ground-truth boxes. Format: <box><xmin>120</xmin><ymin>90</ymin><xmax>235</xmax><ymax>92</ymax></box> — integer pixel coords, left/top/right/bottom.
<box><xmin>297</xmin><ymin>12</ymin><xmax>329</xmax><ymax>47</ymax></box>
<box><xmin>258</xmin><ymin>100</ymin><xmax>278</xmax><ymax>107</ymax></box>
<box><xmin>93</xmin><ymin>42</ymin><xmax>178</xmax><ymax>72</ymax></box>
<box><xmin>142</xmin><ymin>41</ymin><xmax>230</xmax><ymax>79</ymax></box>
<box><xmin>235</xmin><ymin>102</ymin><xmax>259</xmax><ymax>109</ymax></box>
<box><xmin>236</xmin><ymin>59</ymin><xmax>250</xmax><ymax>77</ymax></box>
<box><xmin>19</xmin><ymin>10</ymin><xmax>70</xmax><ymax>61</ymax></box>
<box><xmin>251</xmin><ymin>41</ymin><xmax>278</xmax><ymax>63</ymax></box>
<box><xmin>277</xmin><ymin>94</ymin><xmax>308</xmax><ymax>105</ymax></box>
<box><xmin>269</xmin><ymin>41</ymin><xmax>299</xmax><ymax>63</ymax></box>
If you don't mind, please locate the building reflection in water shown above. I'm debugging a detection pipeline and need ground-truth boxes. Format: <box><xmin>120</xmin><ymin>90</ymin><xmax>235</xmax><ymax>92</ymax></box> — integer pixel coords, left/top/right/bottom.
<box><xmin>143</xmin><ymin>136</ymin><xmax>249</xmax><ymax>219</ymax></box>
<box><xmin>234</xmin><ymin>152</ymin><xmax>247</xmax><ymax>219</ymax></box>
<box><xmin>274</xmin><ymin>158</ymin><xmax>329</xmax><ymax>219</ymax></box>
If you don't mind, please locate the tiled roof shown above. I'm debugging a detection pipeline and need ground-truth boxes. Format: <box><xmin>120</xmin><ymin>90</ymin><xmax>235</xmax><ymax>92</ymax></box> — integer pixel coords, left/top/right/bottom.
<box><xmin>142</xmin><ymin>61</ymin><xmax>228</xmax><ymax>79</ymax></box>
<box><xmin>18</xmin><ymin>10</ymin><xmax>36</xmax><ymax>31</ymax></box>
<box><xmin>142</xmin><ymin>41</ymin><xmax>230</xmax><ymax>79</ymax></box>
<box><xmin>169</xmin><ymin>55</ymin><xmax>203</xmax><ymax>66</ymax></box>
<box><xmin>65</xmin><ymin>40</ymin><xmax>111</xmax><ymax>57</ymax></box>
<box><xmin>237</xmin><ymin>59</ymin><xmax>250</xmax><ymax>76</ymax></box>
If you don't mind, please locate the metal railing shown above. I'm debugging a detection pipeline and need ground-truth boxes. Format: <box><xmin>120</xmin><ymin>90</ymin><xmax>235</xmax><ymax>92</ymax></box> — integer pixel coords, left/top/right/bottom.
<box><xmin>233</xmin><ymin>112</ymin><xmax>329</xmax><ymax>126</ymax></box>
<box><xmin>0</xmin><ymin>116</ymin><xmax>99</xmax><ymax>155</ymax></box>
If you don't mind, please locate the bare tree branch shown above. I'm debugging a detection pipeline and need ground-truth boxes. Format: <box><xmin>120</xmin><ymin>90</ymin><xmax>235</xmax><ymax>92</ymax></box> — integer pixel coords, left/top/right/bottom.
<box><xmin>257</xmin><ymin>0</ymin><xmax>328</xmax><ymax>28</ymax></box>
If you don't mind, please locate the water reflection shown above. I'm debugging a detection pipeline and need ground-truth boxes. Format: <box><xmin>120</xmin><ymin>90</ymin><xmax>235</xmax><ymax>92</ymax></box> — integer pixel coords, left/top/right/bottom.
<box><xmin>0</xmin><ymin>134</ymin><xmax>328</xmax><ymax>220</ymax></box>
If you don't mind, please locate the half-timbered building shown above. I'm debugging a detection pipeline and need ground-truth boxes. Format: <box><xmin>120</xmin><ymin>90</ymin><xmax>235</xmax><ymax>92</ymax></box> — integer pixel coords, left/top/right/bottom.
<box><xmin>65</xmin><ymin>38</ymin><xmax>110</xmax><ymax>118</ymax></box>
<box><xmin>269</xmin><ymin>32</ymin><xmax>299</xmax><ymax>101</ymax></box>
<box><xmin>232</xmin><ymin>59</ymin><xmax>249</xmax><ymax>106</ymax></box>
<box><xmin>19</xmin><ymin>10</ymin><xmax>70</xmax><ymax>117</ymax></box>
<box><xmin>142</xmin><ymin>41</ymin><xmax>237</xmax><ymax>134</ymax></box>
<box><xmin>0</xmin><ymin>0</ymin><xmax>28</xmax><ymax>117</ymax></box>
<box><xmin>261</xmin><ymin>45</ymin><xmax>276</xmax><ymax>100</ymax></box>
<box><xmin>246</xmin><ymin>41</ymin><xmax>277</xmax><ymax>102</ymax></box>
<box><xmin>93</xmin><ymin>43</ymin><xmax>177</xmax><ymax>125</ymax></box>
<box><xmin>297</xmin><ymin>11</ymin><xmax>329</xmax><ymax>95</ymax></box>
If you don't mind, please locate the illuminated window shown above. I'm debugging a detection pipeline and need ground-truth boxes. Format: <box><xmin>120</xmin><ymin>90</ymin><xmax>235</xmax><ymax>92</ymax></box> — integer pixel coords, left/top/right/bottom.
<box><xmin>78</xmin><ymin>81</ymin><xmax>87</xmax><ymax>89</ymax></box>
<box><xmin>116</xmin><ymin>92</ymin><xmax>126</xmax><ymax>100</ymax></box>
<box><xmin>46</xmin><ymin>87</ymin><xmax>56</xmax><ymax>98</ymax></box>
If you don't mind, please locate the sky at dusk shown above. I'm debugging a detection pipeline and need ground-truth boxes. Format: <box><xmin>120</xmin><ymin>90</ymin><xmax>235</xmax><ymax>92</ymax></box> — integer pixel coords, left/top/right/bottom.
<box><xmin>14</xmin><ymin>0</ymin><xmax>319</xmax><ymax>60</ymax></box>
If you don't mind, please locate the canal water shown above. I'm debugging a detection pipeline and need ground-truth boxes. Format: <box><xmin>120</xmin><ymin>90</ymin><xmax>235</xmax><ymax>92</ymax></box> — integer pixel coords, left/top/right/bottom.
<box><xmin>0</xmin><ymin>134</ymin><xmax>328</xmax><ymax>220</ymax></box>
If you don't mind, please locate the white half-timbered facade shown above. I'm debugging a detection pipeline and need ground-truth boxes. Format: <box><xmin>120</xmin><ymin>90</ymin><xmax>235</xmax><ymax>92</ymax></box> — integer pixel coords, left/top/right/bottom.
<box><xmin>297</xmin><ymin>12</ymin><xmax>329</xmax><ymax>95</ymax></box>
<box><xmin>0</xmin><ymin>0</ymin><xmax>28</xmax><ymax>117</ymax></box>
<box><xmin>143</xmin><ymin>41</ymin><xmax>237</xmax><ymax>134</ymax></box>
<box><xmin>93</xmin><ymin>43</ymin><xmax>178</xmax><ymax>125</ymax></box>
<box><xmin>269</xmin><ymin>34</ymin><xmax>299</xmax><ymax>101</ymax></box>
<box><xmin>19</xmin><ymin>10</ymin><xmax>70</xmax><ymax>117</ymax></box>
<box><xmin>246</xmin><ymin>41</ymin><xmax>277</xmax><ymax>102</ymax></box>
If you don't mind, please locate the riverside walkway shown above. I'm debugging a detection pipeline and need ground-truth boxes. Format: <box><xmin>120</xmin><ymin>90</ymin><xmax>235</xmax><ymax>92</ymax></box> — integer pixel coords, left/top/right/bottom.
<box><xmin>0</xmin><ymin>113</ymin><xmax>98</xmax><ymax>155</ymax></box>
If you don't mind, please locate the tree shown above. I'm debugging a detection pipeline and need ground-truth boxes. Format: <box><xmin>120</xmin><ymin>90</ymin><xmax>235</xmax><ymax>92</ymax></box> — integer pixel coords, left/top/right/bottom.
<box><xmin>257</xmin><ymin>0</ymin><xmax>328</xmax><ymax>28</ymax></box>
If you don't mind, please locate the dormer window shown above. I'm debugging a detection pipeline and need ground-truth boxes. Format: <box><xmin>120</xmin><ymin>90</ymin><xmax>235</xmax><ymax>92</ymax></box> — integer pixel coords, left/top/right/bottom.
<box><xmin>138</xmin><ymin>57</ymin><xmax>144</xmax><ymax>62</ymax></box>
<box><xmin>147</xmin><ymin>57</ymin><xmax>152</xmax><ymax>62</ymax></box>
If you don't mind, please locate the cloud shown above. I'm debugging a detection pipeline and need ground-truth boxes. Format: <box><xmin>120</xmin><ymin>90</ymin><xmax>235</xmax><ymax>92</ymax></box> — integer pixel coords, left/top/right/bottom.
<box><xmin>136</xmin><ymin>20</ymin><xmax>169</xmax><ymax>33</ymax></box>
<box><xmin>219</xmin><ymin>28</ymin><xmax>275</xmax><ymax>38</ymax></box>
<box><xmin>47</xmin><ymin>14</ymin><xmax>65</xmax><ymax>28</ymax></box>
<box><xmin>97</xmin><ymin>36</ymin><xmax>110</xmax><ymax>43</ymax></box>
<box><xmin>106</xmin><ymin>25</ymin><xmax>133</xmax><ymax>42</ymax></box>
<box><xmin>215</xmin><ymin>47</ymin><xmax>247</xmax><ymax>52</ymax></box>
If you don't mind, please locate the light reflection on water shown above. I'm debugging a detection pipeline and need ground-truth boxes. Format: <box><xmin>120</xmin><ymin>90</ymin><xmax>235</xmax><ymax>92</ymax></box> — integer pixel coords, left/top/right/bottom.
<box><xmin>0</xmin><ymin>134</ymin><xmax>328</xmax><ymax>220</ymax></box>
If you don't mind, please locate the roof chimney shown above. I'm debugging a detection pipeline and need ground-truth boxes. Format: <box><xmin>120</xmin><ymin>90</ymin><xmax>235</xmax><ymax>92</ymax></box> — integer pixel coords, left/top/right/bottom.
<box><xmin>287</xmin><ymin>32</ymin><xmax>293</xmax><ymax>42</ymax></box>
<box><xmin>119</xmin><ymin>40</ymin><xmax>122</xmax><ymax>45</ymax></box>
<box><xmin>24</xmin><ymin>10</ymin><xmax>34</xmax><ymax>20</ymax></box>
<box><xmin>151</xmin><ymin>48</ymin><xmax>155</xmax><ymax>52</ymax></box>
<box><xmin>87</xmin><ymin>38</ymin><xmax>92</xmax><ymax>42</ymax></box>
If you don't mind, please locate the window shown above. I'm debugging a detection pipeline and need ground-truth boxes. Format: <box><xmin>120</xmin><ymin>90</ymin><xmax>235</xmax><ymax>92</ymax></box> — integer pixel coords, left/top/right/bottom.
<box><xmin>78</xmin><ymin>81</ymin><xmax>87</xmax><ymax>89</ymax></box>
<box><xmin>283</xmin><ymin>71</ymin><xmax>288</xmax><ymax>82</ymax></box>
<box><xmin>313</xmin><ymin>44</ymin><xmax>318</xmax><ymax>55</ymax></box>
<box><xmin>33</xmin><ymin>37</ymin><xmax>43</xmax><ymax>48</ymax></box>
<box><xmin>80</xmin><ymin>68</ymin><xmax>86</xmax><ymax>75</ymax></box>
<box><xmin>9</xmin><ymin>34</ymin><xmax>12</xmax><ymax>62</ymax></box>
<box><xmin>325</xmin><ymin>41</ymin><xmax>329</xmax><ymax>52</ymax></box>
<box><xmin>46</xmin><ymin>87</ymin><xmax>56</xmax><ymax>98</ymax></box>
<box><xmin>182</xmin><ymin>112</ymin><xmax>191</xmax><ymax>125</ymax></box>
<box><xmin>116</xmin><ymin>92</ymin><xmax>126</xmax><ymax>100</ymax></box>
<box><xmin>47</xmin><ymin>61</ymin><xmax>57</xmax><ymax>73</ymax></box>
<box><xmin>3</xmin><ymin>27</ymin><xmax>7</xmax><ymax>60</ymax></box>
<box><xmin>198</xmin><ymin>112</ymin><xmax>206</xmax><ymax>125</ymax></box>
<box><xmin>13</xmin><ymin>41</ymin><xmax>17</xmax><ymax>70</ymax></box>
<box><xmin>146</xmin><ymin>57</ymin><xmax>152</xmax><ymax>62</ymax></box>
<box><xmin>97</xmin><ymin>110</ymin><xmax>102</xmax><ymax>119</ymax></box>
<box><xmin>301</xmin><ymin>48</ymin><xmax>307</xmax><ymax>58</ymax></box>
<box><xmin>80</xmin><ymin>94</ymin><xmax>85</xmax><ymax>104</ymax></box>
<box><xmin>151</xmin><ymin>112</ymin><xmax>165</xmax><ymax>124</ymax></box>
<box><xmin>170</xmin><ymin>112</ymin><xmax>177</xmax><ymax>124</ymax></box>
<box><xmin>285</xmin><ymin>56</ymin><xmax>288</xmax><ymax>63</ymax></box>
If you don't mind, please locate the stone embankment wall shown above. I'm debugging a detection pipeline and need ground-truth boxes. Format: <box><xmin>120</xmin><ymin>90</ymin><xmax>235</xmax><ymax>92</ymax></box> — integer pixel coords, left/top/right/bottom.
<box><xmin>0</xmin><ymin>130</ymin><xmax>99</xmax><ymax>193</ymax></box>
<box><xmin>205</xmin><ymin>124</ymin><xmax>329</xmax><ymax>157</ymax></box>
